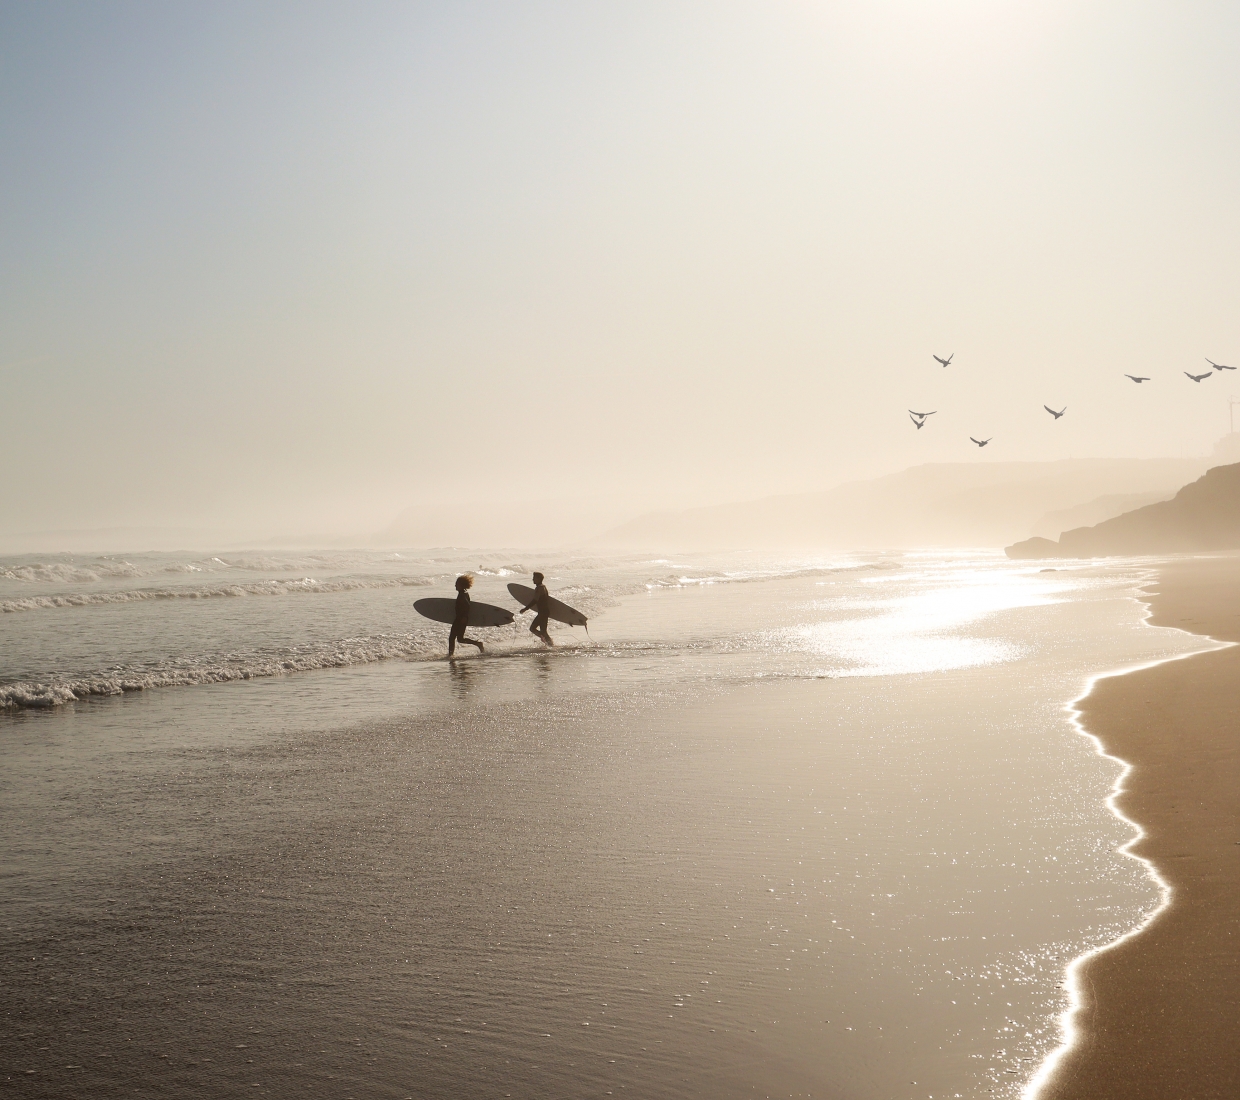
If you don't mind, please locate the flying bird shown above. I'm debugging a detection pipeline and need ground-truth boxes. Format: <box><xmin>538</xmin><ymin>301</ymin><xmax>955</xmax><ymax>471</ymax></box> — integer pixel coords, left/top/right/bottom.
<box><xmin>910</xmin><ymin>414</ymin><xmax>926</xmax><ymax>429</ymax></box>
<box><xmin>1124</xmin><ymin>374</ymin><xmax>1150</xmax><ymax>383</ymax></box>
<box><xmin>908</xmin><ymin>410</ymin><xmax>936</xmax><ymax>419</ymax></box>
<box><xmin>1185</xmin><ymin>371</ymin><xmax>1213</xmax><ymax>383</ymax></box>
<box><xmin>970</xmin><ymin>437</ymin><xmax>991</xmax><ymax>447</ymax></box>
<box><xmin>933</xmin><ymin>353</ymin><xmax>954</xmax><ymax>368</ymax></box>
<box><xmin>1207</xmin><ymin>358</ymin><xmax>1236</xmax><ymax>371</ymax></box>
<box><xmin>1044</xmin><ymin>405</ymin><xmax>1066</xmax><ymax>419</ymax></box>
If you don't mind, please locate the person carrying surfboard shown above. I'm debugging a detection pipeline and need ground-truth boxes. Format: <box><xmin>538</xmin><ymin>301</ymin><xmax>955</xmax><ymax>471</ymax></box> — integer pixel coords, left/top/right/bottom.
<box><xmin>448</xmin><ymin>574</ymin><xmax>485</xmax><ymax>657</ymax></box>
<box><xmin>518</xmin><ymin>571</ymin><xmax>554</xmax><ymax>647</ymax></box>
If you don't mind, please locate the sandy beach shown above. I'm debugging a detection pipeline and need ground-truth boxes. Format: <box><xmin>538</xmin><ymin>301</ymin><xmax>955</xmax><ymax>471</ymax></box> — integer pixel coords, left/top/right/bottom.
<box><xmin>1044</xmin><ymin>555</ymin><xmax>1240</xmax><ymax>1099</ymax></box>
<box><xmin>5</xmin><ymin>554</ymin><xmax>1205</xmax><ymax>1098</ymax></box>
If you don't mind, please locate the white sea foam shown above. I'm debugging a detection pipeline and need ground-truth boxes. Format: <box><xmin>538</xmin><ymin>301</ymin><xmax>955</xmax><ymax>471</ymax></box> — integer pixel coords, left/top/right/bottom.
<box><xmin>646</xmin><ymin>560</ymin><xmax>901</xmax><ymax>589</ymax></box>
<box><xmin>0</xmin><ymin>631</ymin><xmax>446</xmax><ymax>708</ymax></box>
<box><xmin>0</xmin><ymin>560</ymin><xmax>142</xmax><ymax>583</ymax></box>
<box><xmin>1</xmin><ymin>574</ymin><xmax>435</xmax><ymax>613</ymax></box>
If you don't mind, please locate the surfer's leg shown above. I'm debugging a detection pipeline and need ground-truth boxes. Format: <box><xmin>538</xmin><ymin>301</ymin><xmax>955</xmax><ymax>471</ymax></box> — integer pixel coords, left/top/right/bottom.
<box><xmin>463</xmin><ymin>632</ymin><xmax>484</xmax><ymax>652</ymax></box>
<box><xmin>533</xmin><ymin>613</ymin><xmax>554</xmax><ymax>647</ymax></box>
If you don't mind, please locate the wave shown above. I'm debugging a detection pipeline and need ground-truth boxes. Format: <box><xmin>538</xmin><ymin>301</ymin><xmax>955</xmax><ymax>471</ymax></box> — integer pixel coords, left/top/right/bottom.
<box><xmin>1</xmin><ymin>575</ymin><xmax>436</xmax><ymax>614</ymax></box>
<box><xmin>641</xmin><ymin>560</ymin><xmax>901</xmax><ymax>589</ymax></box>
<box><xmin>0</xmin><ymin>551</ymin><xmax>444</xmax><ymax>584</ymax></box>
<box><xmin>0</xmin><ymin>631</ymin><xmax>450</xmax><ymax>709</ymax></box>
<box><xmin>0</xmin><ymin>559</ymin><xmax>144</xmax><ymax>584</ymax></box>
<box><xmin>0</xmin><ymin>631</ymin><xmax>705</xmax><ymax>710</ymax></box>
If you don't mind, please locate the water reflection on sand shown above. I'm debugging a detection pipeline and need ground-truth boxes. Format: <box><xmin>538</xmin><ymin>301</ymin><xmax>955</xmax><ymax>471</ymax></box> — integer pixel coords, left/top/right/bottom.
<box><xmin>0</xmin><ymin>557</ymin><xmax>1211</xmax><ymax>1098</ymax></box>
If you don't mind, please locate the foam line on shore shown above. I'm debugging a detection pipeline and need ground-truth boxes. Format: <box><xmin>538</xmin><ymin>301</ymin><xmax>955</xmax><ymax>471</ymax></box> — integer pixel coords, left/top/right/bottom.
<box><xmin>1022</xmin><ymin>571</ymin><xmax>1235</xmax><ymax>1100</ymax></box>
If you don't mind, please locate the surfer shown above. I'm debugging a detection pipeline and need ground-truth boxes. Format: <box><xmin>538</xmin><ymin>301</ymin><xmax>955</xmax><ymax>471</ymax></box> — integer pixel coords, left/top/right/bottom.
<box><xmin>518</xmin><ymin>571</ymin><xmax>555</xmax><ymax>647</ymax></box>
<box><xmin>448</xmin><ymin>574</ymin><xmax>485</xmax><ymax>657</ymax></box>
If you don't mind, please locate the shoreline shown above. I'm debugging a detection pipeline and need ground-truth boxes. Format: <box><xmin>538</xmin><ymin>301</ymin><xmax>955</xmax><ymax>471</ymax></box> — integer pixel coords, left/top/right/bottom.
<box><xmin>1035</xmin><ymin>555</ymin><xmax>1240</xmax><ymax>1099</ymax></box>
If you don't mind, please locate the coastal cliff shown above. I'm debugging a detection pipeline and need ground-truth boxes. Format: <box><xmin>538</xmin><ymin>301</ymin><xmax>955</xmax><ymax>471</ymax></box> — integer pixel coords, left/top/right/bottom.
<box><xmin>1006</xmin><ymin>462</ymin><xmax>1240</xmax><ymax>559</ymax></box>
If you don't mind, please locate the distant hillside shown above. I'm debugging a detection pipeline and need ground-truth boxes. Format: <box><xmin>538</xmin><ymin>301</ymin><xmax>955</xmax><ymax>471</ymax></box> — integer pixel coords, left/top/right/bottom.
<box><xmin>1006</xmin><ymin>463</ymin><xmax>1240</xmax><ymax>559</ymax></box>
<box><xmin>598</xmin><ymin>458</ymin><xmax>1207</xmax><ymax>551</ymax></box>
<box><xmin>1028</xmin><ymin>491</ymin><xmax>1174</xmax><ymax>541</ymax></box>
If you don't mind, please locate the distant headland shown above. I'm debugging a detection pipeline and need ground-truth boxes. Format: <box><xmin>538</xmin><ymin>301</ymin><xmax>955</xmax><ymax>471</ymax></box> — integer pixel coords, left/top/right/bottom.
<box><xmin>1006</xmin><ymin>460</ymin><xmax>1240</xmax><ymax>559</ymax></box>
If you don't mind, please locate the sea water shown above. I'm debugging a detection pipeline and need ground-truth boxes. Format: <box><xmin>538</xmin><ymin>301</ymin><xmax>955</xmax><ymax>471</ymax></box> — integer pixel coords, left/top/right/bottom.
<box><xmin>0</xmin><ymin>549</ymin><xmax>1212</xmax><ymax>1098</ymax></box>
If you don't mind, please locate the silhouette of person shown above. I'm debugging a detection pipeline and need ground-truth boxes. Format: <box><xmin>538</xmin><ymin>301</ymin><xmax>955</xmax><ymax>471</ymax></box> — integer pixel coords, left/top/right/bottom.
<box><xmin>448</xmin><ymin>574</ymin><xmax>484</xmax><ymax>657</ymax></box>
<box><xmin>519</xmin><ymin>571</ymin><xmax>555</xmax><ymax>647</ymax></box>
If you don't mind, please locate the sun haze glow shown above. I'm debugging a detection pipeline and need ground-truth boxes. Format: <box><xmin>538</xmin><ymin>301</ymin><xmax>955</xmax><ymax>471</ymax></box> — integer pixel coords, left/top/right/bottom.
<box><xmin>2</xmin><ymin>1</ymin><xmax>1238</xmax><ymax>549</ymax></box>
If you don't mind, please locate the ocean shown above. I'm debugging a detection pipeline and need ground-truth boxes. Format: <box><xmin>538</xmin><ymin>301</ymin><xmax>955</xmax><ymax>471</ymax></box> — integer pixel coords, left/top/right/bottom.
<box><xmin>0</xmin><ymin>548</ymin><xmax>1214</xmax><ymax>1098</ymax></box>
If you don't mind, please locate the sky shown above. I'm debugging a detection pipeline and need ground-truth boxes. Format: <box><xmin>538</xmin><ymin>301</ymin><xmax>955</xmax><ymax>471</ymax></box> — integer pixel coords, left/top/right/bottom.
<box><xmin>2</xmin><ymin>1</ymin><xmax>1239</xmax><ymax>546</ymax></box>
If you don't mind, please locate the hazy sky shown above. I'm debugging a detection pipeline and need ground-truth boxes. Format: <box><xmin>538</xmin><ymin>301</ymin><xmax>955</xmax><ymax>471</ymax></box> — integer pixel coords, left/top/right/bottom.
<box><xmin>3</xmin><ymin>1</ymin><xmax>1239</xmax><ymax>543</ymax></box>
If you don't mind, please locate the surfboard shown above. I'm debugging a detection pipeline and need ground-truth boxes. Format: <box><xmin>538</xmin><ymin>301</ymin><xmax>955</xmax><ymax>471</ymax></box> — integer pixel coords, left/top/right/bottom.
<box><xmin>414</xmin><ymin>598</ymin><xmax>515</xmax><ymax>627</ymax></box>
<box><xmin>507</xmin><ymin>583</ymin><xmax>589</xmax><ymax>628</ymax></box>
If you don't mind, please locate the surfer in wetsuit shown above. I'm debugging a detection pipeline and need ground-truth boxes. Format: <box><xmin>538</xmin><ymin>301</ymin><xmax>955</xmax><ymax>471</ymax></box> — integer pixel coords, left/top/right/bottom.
<box><xmin>519</xmin><ymin>571</ymin><xmax>554</xmax><ymax>647</ymax></box>
<box><xmin>448</xmin><ymin>574</ymin><xmax>485</xmax><ymax>657</ymax></box>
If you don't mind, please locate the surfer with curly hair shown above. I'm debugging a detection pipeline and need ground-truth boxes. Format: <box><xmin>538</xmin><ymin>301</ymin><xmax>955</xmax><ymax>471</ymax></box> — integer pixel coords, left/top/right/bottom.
<box><xmin>519</xmin><ymin>571</ymin><xmax>555</xmax><ymax>647</ymax></box>
<box><xmin>448</xmin><ymin>574</ymin><xmax>485</xmax><ymax>657</ymax></box>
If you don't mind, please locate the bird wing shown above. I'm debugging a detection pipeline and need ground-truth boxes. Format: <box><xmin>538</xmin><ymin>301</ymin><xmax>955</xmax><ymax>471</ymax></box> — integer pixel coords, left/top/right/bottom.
<box><xmin>1044</xmin><ymin>405</ymin><xmax>1054</xmax><ymax>414</ymax></box>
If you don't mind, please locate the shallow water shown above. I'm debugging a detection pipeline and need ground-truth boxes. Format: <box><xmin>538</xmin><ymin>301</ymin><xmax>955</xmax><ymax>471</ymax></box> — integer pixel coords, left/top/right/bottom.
<box><xmin>0</xmin><ymin>550</ymin><xmax>1211</xmax><ymax>1097</ymax></box>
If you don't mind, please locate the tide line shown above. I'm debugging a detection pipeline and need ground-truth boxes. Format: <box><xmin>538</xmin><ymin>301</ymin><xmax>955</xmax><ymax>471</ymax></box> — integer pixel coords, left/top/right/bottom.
<box><xmin>1022</xmin><ymin>571</ymin><xmax>1234</xmax><ymax>1100</ymax></box>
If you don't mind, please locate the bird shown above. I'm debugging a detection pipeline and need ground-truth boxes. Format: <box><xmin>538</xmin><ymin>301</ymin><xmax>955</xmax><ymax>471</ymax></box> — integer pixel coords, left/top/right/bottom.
<box><xmin>970</xmin><ymin>437</ymin><xmax>991</xmax><ymax>447</ymax></box>
<box><xmin>1124</xmin><ymin>374</ymin><xmax>1150</xmax><ymax>383</ymax></box>
<box><xmin>909</xmin><ymin>409</ymin><xmax>937</xmax><ymax>419</ymax></box>
<box><xmin>1044</xmin><ymin>405</ymin><xmax>1066</xmax><ymax>419</ymax></box>
<box><xmin>1185</xmin><ymin>371</ymin><xmax>1213</xmax><ymax>383</ymax></box>
<box><xmin>910</xmin><ymin>414</ymin><xmax>926</xmax><ymax>429</ymax></box>
<box><xmin>933</xmin><ymin>353</ymin><xmax>954</xmax><ymax>367</ymax></box>
<box><xmin>1206</xmin><ymin>358</ymin><xmax>1236</xmax><ymax>371</ymax></box>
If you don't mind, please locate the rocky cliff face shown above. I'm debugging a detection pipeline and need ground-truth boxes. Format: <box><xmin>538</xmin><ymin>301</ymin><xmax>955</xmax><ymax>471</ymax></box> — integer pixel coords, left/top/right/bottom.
<box><xmin>1006</xmin><ymin>463</ymin><xmax>1240</xmax><ymax>558</ymax></box>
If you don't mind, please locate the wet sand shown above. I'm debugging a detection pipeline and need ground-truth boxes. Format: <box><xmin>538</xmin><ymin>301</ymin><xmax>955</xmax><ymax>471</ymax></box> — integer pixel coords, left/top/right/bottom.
<box><xmin>1</xmin><ymin>562</ymin><xmax>1211</xmax><ymax>1099</ymax></box>
<box><xmin>1045</xmin><ymin>556</ymin><xmax>1240</xmax><ymax>1099</ymax></box>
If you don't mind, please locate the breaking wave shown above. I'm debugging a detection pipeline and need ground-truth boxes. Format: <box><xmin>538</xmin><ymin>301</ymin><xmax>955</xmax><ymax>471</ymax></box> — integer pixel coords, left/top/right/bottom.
<box><xmin>0</xmin><ymin>559</ymin><xmax>144</xmax><ymax>584</ymax></box>
<box><xmin>640</xmin><ymin>560</ymin><xmax>901</xmax><ymax>589</ymax></box>
<box><xmin>0</xmin><ymin>632</ymin><xmax>446</xmax><ymax>709</ymax></box>
<box><xmin>1</xmin><ymin>575</ymin><xmax>435</xmax><ymax>613</ymax></box>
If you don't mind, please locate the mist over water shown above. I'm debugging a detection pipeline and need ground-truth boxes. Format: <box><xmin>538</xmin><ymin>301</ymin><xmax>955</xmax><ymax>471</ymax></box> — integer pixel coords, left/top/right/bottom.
<box><xmin>3</xmin><ymin>5</ymin><xmax>1240</xmax><ymax>547</ymax></box>
<box><xmin>5</xmin><ymin>6</ymin><xmax>1238</xmax><ymax>1093</ymax></box>
<box><xmin>0</xmin><ymin>549</ymin><xmax>1211</xmax><ymax>1097</ymax></box>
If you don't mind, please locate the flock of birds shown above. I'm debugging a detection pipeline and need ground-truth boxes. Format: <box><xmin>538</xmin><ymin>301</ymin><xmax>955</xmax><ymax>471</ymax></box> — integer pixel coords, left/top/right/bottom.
<box><xmin>909</xmin><ymin>354</ymin><xmax>1235</xmax><ymax>447</ymax></box>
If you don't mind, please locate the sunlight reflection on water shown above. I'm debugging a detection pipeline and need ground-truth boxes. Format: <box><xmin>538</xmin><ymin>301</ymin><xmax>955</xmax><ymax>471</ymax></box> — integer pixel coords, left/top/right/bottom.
<box><xmin>769</xmin><ymin>567</ymin><xmax>1061</xmax><ymax>675</ymax></box>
